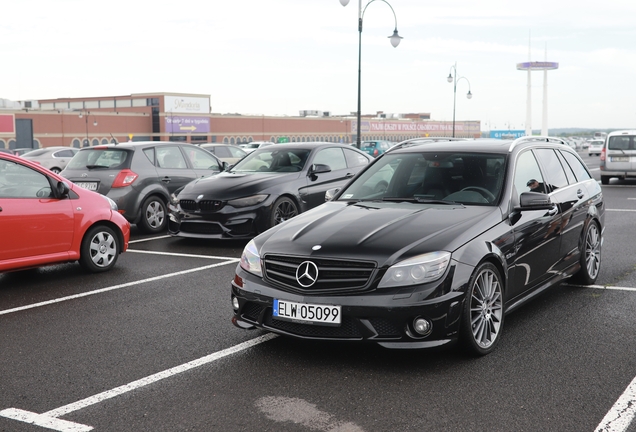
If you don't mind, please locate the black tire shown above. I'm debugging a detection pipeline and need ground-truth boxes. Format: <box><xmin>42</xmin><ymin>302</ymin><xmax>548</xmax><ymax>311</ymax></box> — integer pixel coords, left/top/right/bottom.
<box><xmin>269</xmin><ymin>197</ymin><xmax>299</xmax><ymax>229</ymax></box>
<box><xmin>571</xmin><ymin>221</ymin><xmax>601</xmax><ymax>285</ymax></box>
<box><xmin>460</xmin><ymin>262</ymin><xmax>504</xmax><ymax>356</ymax></box>
<box><xmin>138</xmin><ymin>196</ymin><xmax>167</xmax><ymax>233</ymax></box>
<box><xmin>600</xmin><ymin>176</ymin><xmax>610</xmax><ymax>185</ymax></box>
<box><xmin>79</xmin><ymin>225</ymin><xmax>120</xmax><ymax>273</ymax></box>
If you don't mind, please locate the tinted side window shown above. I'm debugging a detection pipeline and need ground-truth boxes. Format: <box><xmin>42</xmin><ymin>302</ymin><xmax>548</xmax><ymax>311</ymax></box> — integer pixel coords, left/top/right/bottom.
<box><xmin>184</xmin><ymin>146</ymin><xmax>220</xmax><ymax>170</ymax></box>
<box><xmin>56</xmin><ymin>150</ymin><xmax>75</xmax><ymax>158</ymax></box>
<box><xmin>513</xmin><ymin>150</ymin><xmax>545</xmax><ymax>201</ymax></box>
<box><xmin>143</xmin><ymin>148</ymin><xmax>156</xmax><ymax>165</ymax></box>
<box><xmin>555</xmin><ymin>150</ymin><xmax>576</xmax><ymax>184</ymax></box>
<box><xmin>0</xmin><ymin>161</ymin><xmax>51</xmax><ymax>198</ymax></box>
<box><xmin>157</xmin><ymin>146</ymin><xmax>187</xmax><ymax>169</ymax></box>
<box><xmin>560</xmin><ymin>150</ymin><xmax>592</xmax><ymax>182</ymax></box>
<box><xmin>344</xmin><ymin>149</ymin><xmax>370</xmax><ymax>167</ymax></box>
<box><xmin>533</xmin><ymin>149</ymin><xmax>568</xmax><ymax>191</ymax></box>
<box><xmin>313</xmin><ymin>148</ymin><xmax>347</xmax><ymax>170</ymax></box>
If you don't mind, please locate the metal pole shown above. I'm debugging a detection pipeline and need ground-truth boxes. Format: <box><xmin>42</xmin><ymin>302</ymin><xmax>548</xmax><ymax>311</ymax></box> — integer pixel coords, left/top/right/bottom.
<box><xmin>452</xmin><ymin>71</ymin><xmax>457</xmax><ymax>138</ymax></box>
<box><xmin>356</xmin><ymin>12</ymin><xmax>362</xmax><ymax>148</ymax></box>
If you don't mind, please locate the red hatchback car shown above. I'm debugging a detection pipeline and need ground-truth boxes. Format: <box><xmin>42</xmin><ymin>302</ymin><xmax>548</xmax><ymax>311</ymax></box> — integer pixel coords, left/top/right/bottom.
<box><xmin>0</xmin><ymin>152</ymin><xmax>130</xmax><ymax>273</ymax></box>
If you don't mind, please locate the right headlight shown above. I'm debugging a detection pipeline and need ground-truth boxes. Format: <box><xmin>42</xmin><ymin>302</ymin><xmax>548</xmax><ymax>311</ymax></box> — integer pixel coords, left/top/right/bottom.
<box><xmin>378</xmin><ymin>251</ymin><xmax>451</xmax><ymax>288</ymax></box>
<box><xmin>239</xmin><ymin>239</ymin><xmax>262</xmax><ymax>277</ymax></box>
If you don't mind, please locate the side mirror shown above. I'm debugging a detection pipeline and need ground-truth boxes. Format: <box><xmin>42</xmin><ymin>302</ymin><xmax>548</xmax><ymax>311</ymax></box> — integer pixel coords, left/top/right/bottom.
<box><xmin>310</xmin><ymin>164</ymin><xmax>331</xmax><ymax>175</ymax></box>
<box><xmin>325</xmin><ymin>188</ymin><xmax>340</xmax><ymax>202</ymax></box>
<box><xmin>57</xmin><ymin>181</ymin><xmax>70</xmax><ymax>198</ymax></box>
<box><xmin>222</xmin><ymin>161</ymin><xmax>229</xmax><ymax>171</ymax></box>
<box><xmin>517</xmin><ymin>191</ymin><xmax>553</xmax><ymax>211</ymax></box>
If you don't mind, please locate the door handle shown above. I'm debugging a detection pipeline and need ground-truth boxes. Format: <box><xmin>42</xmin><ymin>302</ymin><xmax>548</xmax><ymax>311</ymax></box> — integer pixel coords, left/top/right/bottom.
<box><xmin>345</xmin><ymin>173</ymin><xmax>354</xmax><ymax>178</ymax></box>
<box><xmin>576</xmin><ymin>189</ymin><xmax>584</xmax><ymax>199</ymax></box>
<box><xmin>161</xmin><ymin>176</ymin><xmax>171</xmax><ymax>183</ymax></box>
<box><xmin>547</xmin><ymin>205</ymin><xmax>558</xmax><ymax>216</ymax></box>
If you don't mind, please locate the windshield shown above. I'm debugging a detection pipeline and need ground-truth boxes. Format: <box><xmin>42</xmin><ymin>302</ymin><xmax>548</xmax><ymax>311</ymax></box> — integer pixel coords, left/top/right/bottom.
<box><xmin>338</xmin><ymin>151</ymin><xmax>507</xmax><ymax>205</ymax></box>
<box><xmin>66</xmin><ymin>149</ymin><xmax>130</xmax><ymax>169</ymax></box>
<box><xmin>230</xmin><ymin>148</ymin><xmax>310</xmax><ymax>173</ymax></box>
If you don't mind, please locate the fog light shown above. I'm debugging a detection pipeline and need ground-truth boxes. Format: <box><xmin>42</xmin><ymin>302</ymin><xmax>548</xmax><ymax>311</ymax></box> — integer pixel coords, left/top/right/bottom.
<box><xmin>413</xmin><ymin>318</ymin><xmax>431</xmax><ymax>336</ymax></box>
<box><xmin>232</xmin><ymin>296</ymin><xmax>240</xmax><ymax>310</ymax></box>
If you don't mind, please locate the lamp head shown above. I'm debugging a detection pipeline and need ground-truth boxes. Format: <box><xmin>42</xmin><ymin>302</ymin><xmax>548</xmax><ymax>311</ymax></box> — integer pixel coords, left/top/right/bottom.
<box><xmin>466</xmin><ymin>90</ymin><xmax>473</xmax><ymax>100</ymax></box>
<box><xmin>339</xmin><ymin>0</ymin><xmax>349</xmax><ymax>6</ymax></box>
<box><xmin>389</xmin><ymin>30</ymin><xmax>402</xmax><ymax>48</ymax></box>
<box><xmin>447</xmin><ymin>74</ymin><xmax>453</xmax><ymax>83</ymax></box>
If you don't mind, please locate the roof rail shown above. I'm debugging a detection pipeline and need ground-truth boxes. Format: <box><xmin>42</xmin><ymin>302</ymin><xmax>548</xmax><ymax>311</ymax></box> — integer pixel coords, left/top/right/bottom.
<box><xmin>386</xmin><ymin>137</ymin><xmax>468</xmax><ymax>154</ymax></box>
<box><xmin>508</xmin><ymin>135</ymin><xmax>567</xmax><ymax>152</ymax></box>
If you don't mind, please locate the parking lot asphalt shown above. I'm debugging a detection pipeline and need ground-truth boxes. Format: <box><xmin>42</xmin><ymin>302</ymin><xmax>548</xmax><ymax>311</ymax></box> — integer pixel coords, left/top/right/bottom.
<box><xmin>1</xmin><ymin>151</ymin><xmax>635</xmax><ymax>432</ymax></box>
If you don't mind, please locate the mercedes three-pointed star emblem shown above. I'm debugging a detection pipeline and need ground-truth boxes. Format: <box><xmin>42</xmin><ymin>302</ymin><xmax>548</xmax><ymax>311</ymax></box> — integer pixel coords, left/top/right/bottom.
<box><xmin>296</xmin><ymin>261</ymin><xmax>319</xmax><ymax>288</ymax></box>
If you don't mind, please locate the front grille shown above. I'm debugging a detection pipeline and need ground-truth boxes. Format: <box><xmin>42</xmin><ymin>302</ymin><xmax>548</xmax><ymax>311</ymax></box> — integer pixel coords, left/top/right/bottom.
<box><xmin>368</xmin><ymin>318</ymin><xmax>402</xmax><ymax>337</ymax></box>
<box><xmin>263</xmin><ymin>255</ymin><xmax>375</xmax><ymax>293</ymax></box>
<box><xmin>180</xmin><ymin>221</ymin><xmax>224</xmax><ymax>235</ymax></box>
<box><xmin>264</xmin><ymin>314</ymin><xmax>362</xmax><ymax>339</ymax></box>
<box><xmin>241</xmin><ymin>302</ymin><xmax>265</xmax><ymax>322</ymax></box>
<box><xmin>179</xmin><ymin>199</ymin><xmax>225</xmax><ymax>213</ymax></box>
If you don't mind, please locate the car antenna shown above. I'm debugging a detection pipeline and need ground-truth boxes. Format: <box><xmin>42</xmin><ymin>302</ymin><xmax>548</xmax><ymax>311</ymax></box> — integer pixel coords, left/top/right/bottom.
<box><xmin>110</xmin><ymin>133</ymin><xmax>118</xmax><ymax>145</ymax></box>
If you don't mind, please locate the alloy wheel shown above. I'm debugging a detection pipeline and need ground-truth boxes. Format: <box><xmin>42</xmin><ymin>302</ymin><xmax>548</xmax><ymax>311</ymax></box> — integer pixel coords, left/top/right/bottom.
<box><xmin>469</xmin><ymin>268</ymin><xmax>503</xmax><ymax>349</ymax></box>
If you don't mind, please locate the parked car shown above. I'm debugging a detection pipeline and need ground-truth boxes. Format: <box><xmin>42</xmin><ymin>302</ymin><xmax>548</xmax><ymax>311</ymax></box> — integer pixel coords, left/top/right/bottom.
<box><xmin>588</xmin><ymin>139</ymin><xmax>604</xmax><ymax>156</ymax></box>
<box><xmin>231</xmin><ymin>136</ymin><xmax>604</xmax><ymax>356</ymax></box>
<box><xmin>198</xmin><ymin>143</ymin><xmax>248</xmax><ymax>165</ymax></box>
<box><xmin>21</xmin><ymin>147</ymin><xmax>79</xmax><ymax>173</ymax></box>
<box><xmin>360</xmin><ymin>140</ymin><xmax>392</xmax><ymax>157</ymax></box>
<box><xmin>239</xmin><ymin>141</ymin><xmax>273</xmax><ymax>153</ymax></box>
<box><xmin>168</xmin><ymin>142</ymin><xmax>373</xmax><ymax>239</ymax></box>
<box><xmin>0</xmin><ymin>152</ymin><xmax>130</xmax><ymax>273</ymax></box>
<box><xmin>60</xmin><ymin>142</ymin><xmax>225</xmax><ymax>233</ymax></box>
<box><xmin>600</xmin><ymin>130</ymin><xmax>636</xmax><ymax>184</ymax></box>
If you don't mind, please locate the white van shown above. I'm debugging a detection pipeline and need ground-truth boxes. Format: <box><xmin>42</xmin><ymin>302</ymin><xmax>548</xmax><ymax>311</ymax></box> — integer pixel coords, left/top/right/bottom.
<box><xmin>600</xmin><ymin>130</ymin><xmax>636</xmax><ymax>185</ymax></box>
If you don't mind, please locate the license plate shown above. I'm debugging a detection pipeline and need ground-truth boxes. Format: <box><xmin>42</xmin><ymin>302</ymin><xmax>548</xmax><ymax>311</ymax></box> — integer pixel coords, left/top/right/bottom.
<box><xmin>273</xmin><ymin>299</ymin><xmax>341</xmax><ymax>326</ymax></box>
<box><xmin>611</xmin><ymin>156</ymin><xmax>629</xmax><ymax>162</ymax></box>
<box><xmin>75</xmin><ymin>182</ymin><xmax>98</xmax><ymax>191</ymax></box>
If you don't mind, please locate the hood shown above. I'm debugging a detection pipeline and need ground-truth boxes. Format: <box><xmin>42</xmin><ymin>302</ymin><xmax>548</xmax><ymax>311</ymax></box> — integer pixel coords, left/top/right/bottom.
<box><xmin>178</xmin><ymin>171</ymin><xmax>301</xmax><ymax>200</ymax></box>
<box><xmin>256</xmin><ymin>201</ymin><xmax>503</xmax><ymax>267</ymax></box>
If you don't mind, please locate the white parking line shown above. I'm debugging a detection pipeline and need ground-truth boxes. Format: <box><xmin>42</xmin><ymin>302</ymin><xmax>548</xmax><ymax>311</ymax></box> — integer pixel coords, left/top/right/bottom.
<box><xmin>0</xmin><ymin>259</ymin><xmax>239</xmax><ymax>317</ymax></box>
<box><xmin>595</xmin><ymin>375</ymin><xmax>636</xmax><ymax>432</ymax></box>
<box><xmin>0</xmin><ymin>334</ymin><xmax>278</xmax><ymax>431</ymax></box>
<box><xmin>128</xmin><ymin>235</ymin><xmax>172</xmax><ymax>244</ymax></box>
<box><xmin>127</xmin><ymin>249</ymin><xmax>240</xmax><ymax>260</ymax></box>
<box><xmin>606</xmin><ymin>209</ymin><xmax>636</xmax><ymax>213</ymax></box>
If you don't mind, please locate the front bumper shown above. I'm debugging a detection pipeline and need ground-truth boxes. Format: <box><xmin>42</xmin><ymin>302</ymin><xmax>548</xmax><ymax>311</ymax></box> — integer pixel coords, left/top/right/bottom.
<box><xmin>168</xmin><ymin>202</ymin><xmax>272</xmax><ymax>239</ymax></box>
<box><xmin>230</xmin><ymin>261</ymin><xmax>473</xmax><ymax>349</ymax></box>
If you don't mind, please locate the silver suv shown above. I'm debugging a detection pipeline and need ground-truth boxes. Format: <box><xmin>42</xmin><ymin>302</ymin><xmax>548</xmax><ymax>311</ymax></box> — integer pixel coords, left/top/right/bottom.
<box><xmin>600</xmin><ymin>130</ymin><xmax>636</xmax><ymax>185</ymax></box>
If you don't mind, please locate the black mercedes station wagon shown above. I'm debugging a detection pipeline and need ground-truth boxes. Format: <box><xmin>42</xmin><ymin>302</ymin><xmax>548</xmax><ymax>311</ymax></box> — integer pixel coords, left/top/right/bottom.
<box><xmin>231</xmin><ymin>137</ymin><xmax>604</xmax><ymax>356</ymax></box>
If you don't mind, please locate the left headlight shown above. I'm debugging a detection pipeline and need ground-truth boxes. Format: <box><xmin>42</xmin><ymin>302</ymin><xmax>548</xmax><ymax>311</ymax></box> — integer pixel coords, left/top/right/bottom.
<box><xmin>228</xmin><ymin>194</ymin><xmax>269</xmax><ymax>208</ymax></box>
<box><xmin>378</xmin><ymin>251</ymin><xmax>451</xmax><ymax>288</ymax></box>
<box><xmin>101</xmin><ymin>194</ymin><xmax>118</xmax><ymax>211</ymax></box>
<box><xmin>240</xmin><ymin>239</ymin><xmax>262</xmax><ymax>277</ymax></box>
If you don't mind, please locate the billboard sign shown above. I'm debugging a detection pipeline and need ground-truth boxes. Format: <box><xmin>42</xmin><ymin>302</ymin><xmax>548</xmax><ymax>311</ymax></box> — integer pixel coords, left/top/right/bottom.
<box><xmin>0</xmin><ymin>114</ymin><xmax>15</xmax><ymax>135</ymax></box>
<box><xmin>165</xmin><ymin>116</ymin><xmax>210</xmax><ymax>133</ymax></box>
<box><xmin>490</xmin><ymin>130</ymin><xmax>525</xmax><ymax>139</ymax></box>
<box><xmin>164</xmin><ymin>95</ymin><xmax>210</xmax><ymax>114</ymax></box>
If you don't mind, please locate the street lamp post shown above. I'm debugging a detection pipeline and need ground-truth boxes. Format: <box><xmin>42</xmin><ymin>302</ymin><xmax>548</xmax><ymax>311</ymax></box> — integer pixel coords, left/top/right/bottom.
<box><xmin>78</xmin><ymin>112</ymin><xmax>98</xmax><ymax>147</ymax></box>
<box><xmin>447</xmin><ymin>62</ymin><xmax>472</xmax><ymax>138</ymax></box>
<box><xmin>340</xmin><ymin>0</ymin><xmax>402</xmax><ymax>148</ymax></box>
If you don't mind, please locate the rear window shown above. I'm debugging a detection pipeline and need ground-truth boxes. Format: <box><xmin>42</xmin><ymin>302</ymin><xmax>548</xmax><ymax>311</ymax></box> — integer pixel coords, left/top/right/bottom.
<box><xmin>608</xmin><ymin>135</ymin><xmax>635</xmax><ymax>151</ymax></box>
<box><xmin>66</xmin><ymin>149</ymin><xmax>130</xmax><ymax>169</ymax></box>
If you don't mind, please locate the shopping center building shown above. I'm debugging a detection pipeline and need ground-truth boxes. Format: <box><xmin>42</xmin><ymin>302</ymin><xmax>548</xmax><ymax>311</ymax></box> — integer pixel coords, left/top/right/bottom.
<box><xmin>0</xmin><ymin>92</ymin><xmax>480</xmax><ymax>150</ymax></box>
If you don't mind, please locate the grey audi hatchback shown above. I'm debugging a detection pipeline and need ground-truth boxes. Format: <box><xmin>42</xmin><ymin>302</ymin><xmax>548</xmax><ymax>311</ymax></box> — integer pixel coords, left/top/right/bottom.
<box><xmin>61</xmin><ymin>141</ymin><xmax>224</xmax><ymax>233</ymax></box>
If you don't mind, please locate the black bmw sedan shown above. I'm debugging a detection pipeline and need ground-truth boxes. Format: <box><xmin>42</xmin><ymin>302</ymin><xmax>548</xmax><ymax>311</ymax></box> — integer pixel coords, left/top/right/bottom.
<box><xmin>168</xmin><ymin>142</ymin><xmax>372</xmax><ymax>239</ymax></box>
<box><xmin>231</xmin><ymin>136</ymin><xmax>604</xmax><ymax>356</ymax></box>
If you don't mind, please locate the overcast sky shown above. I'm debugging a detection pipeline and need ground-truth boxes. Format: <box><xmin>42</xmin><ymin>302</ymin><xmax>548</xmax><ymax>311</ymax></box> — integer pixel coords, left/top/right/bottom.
<box><xmin>2</xmin><ymin>0</ymin><xmax>635</xmax><ymax>130</ymax></box>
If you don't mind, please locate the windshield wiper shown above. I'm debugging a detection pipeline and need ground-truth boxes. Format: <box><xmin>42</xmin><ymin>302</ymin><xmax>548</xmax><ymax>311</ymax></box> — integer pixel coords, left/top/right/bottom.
<box><xmin>382</xmin><ymin>197</ymin><xmax>460</xmax><ymax>205</ymax></box>
<box><xmin>84</xmin><ymin>164</ymin><xmax>111</xmax><ymax>169</ymax></box>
